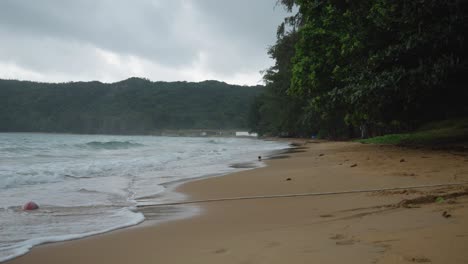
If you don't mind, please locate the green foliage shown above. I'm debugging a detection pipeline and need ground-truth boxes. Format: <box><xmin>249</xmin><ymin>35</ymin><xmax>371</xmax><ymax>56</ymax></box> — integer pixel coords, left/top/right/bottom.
<box><xmin>250</xmin><ymin>0</ymin><xmax>468</xmax><ymax>139</ymax></box>
<box><xmin>358</xmin><ymin>119</ymin><xmax>468</xmax><ymax>146</ymax></box>
<box><xmin>249</xmin><ymin>21</ymin><xmax>313</xmax><ymax>137</ymax></box>
<box><xmin>0</xmin><ymin>78</ymin><xmax>263</xmax><ymax>134</ymax></box>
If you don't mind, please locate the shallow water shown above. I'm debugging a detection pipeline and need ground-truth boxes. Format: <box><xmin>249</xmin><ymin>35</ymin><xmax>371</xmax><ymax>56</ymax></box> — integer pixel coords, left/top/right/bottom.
<box><xmin>0</xmin><ymin>133</ymin><xmax>288</xmax><ymax>262</ymax></box>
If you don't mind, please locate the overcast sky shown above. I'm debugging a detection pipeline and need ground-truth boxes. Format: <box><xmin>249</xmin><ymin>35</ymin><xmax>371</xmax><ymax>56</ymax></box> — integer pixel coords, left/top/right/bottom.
<box><xmin>0</xmin><ymin>0</ymin><xmax>290</xmax><ymax>85</ymax></box>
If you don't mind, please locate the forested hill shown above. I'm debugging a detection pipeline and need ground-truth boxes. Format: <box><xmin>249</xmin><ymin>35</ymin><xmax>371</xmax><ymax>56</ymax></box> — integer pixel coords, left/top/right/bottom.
<box><xmin>250</xmin><ymin>0</ymin><xmax>468</xmax><ymax>138</ymax></box>
<box><xmin>0</xmin><ymin>78</ymin><xmax>263</xmax><ymax>134</ymax></box>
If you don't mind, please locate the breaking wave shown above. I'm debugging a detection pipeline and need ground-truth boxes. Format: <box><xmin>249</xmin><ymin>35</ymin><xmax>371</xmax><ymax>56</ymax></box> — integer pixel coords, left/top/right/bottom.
<box><xmin>82</xmin><ymin>141</ymin><xmax>144</xmax><ymax>150</ymax></box>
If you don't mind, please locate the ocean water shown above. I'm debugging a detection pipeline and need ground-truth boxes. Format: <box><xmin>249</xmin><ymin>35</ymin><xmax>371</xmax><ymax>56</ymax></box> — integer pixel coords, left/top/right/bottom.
<box><xmin>0</xmin><ymin>133</ymin><xmax>288</xmax><ymax>262</ymax></box>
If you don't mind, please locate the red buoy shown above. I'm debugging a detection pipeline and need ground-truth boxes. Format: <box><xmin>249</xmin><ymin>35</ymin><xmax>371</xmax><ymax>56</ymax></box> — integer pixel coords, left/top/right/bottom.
<box><xmin>23</xmin><ymin>201</ymin><xmax>39</xmax><ymax>211</ymax></box>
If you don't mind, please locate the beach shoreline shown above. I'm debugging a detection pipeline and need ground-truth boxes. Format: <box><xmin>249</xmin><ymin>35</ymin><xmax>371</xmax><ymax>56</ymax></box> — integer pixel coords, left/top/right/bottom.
<box><xmin>8</xmin><ymin>140</ymin><xmax>468</xmax><ymax>264</ymax></box>
<box><xmin>0</xmin><ymin>135</ymin><xmax>289</xmax><ymax>262</ymax></box>
<box><xmin>134</xmin><ymin>143</ymin><xmax>294</xmax><ymax>228</ymax></box>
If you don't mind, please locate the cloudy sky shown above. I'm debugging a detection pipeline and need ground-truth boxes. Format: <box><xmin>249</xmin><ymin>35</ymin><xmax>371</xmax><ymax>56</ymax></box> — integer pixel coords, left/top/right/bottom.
<box><xmin>0</xmin><ymin>0</ymin><xmax>290</xmax><ymax>85</ymax></box>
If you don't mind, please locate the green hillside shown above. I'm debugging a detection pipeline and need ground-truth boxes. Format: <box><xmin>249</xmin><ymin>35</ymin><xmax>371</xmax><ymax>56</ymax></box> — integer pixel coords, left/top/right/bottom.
<box><xmin>0</xmin><ymin>78</ymin><xmax>263</xmax><ymax>134</ymax></box>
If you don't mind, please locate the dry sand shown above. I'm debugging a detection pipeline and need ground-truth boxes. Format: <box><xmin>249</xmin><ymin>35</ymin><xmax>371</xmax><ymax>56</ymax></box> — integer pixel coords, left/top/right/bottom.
<box><xmin>8</xmin><ymin>141</ymin><xmax>468</xmax><ymax>264</ymax></box>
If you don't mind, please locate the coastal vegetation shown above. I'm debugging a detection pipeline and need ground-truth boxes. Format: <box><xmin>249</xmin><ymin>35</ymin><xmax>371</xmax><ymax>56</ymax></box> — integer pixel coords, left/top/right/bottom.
<box><xmin>358</xmin><ymin>119</ymin><xmax>468</xmax><ymax>147</ymax></box>
<box><xmin>0</xmin><ymin>78</ymin><xmax>262</xmax><ymax>134</ymax></box>
<box><xmin>249</xmin><ymin>0</ymin><xmax>468</xmax><ymax>139</ymax></box>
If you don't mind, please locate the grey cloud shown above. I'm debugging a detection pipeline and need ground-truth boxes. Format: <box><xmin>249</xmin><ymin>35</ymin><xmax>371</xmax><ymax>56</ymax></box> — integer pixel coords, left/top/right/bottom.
<box><xmin>0</xmin><ymin>0</ymin><xmax>196</xmax><ymax>66</ymax></box>
<box><xmin>0</xmin><ymin>0</ymin><xmax>290</xmax><ymax>84</ymax></box>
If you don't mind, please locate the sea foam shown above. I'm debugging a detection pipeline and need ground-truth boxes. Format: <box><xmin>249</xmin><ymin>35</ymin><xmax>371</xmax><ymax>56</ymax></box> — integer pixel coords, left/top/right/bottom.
<box><xmin>0</xmin><ymin>133</ymin><xmax>288</xmax><ymax>262</ymax></box>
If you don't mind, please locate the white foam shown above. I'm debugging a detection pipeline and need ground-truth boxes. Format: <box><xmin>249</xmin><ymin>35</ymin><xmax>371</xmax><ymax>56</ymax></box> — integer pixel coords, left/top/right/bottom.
<box><xmin>0</xmin><ymin>208</ymin><xmax>144</xmax><ymax>262</ymax></box>
<box><xmin>0</xmin><ymin>133</ymin><xmax>289</xmax><ymax>262</ymax></box>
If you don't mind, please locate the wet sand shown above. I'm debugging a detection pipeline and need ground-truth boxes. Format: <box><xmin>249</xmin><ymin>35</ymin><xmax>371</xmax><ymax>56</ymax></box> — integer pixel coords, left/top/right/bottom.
<box><xmin>8</xmin><ymin>141</ymin><xmax>468</xmax><ymax>264</ymax></box>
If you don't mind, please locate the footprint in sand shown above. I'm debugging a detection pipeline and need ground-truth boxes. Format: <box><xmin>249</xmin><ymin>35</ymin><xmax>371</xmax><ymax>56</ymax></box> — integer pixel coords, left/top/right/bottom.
<box><xmin>335</xmin><ymin>240</ymin><xmax>355</xmax><ymax>246</ymax></box>
<box><xmin>213</xmin><ymin>248</ymin><xmax>228</xmax><ymax>254</ymax></box>
<box><xmin>406</xmin><ymin>256</ymin><xmax>431</xmax><ymax>263</ymax></box>
<box><xmin>400</xmin><ymin>172</ymin><xmax>416</xmax><ymax>177</ymax></box>
<box><xmin>320</xmin><ymin>214</ymin><xmax>334</xmax><ymax>218</ymax></box>
<box><xmin>266</xmin><ymin>241</ymin><xmax>281</xmax><ymax>248</ymax></box>
<box><xmin>330</xmin><ymin>234</ymin><xmax>356</xmax><ymax>245</ymax></box>
<box><xmin>329</xmin><ymin>234</ymin><xmax>345</xmax><ymax>240</ymax></box>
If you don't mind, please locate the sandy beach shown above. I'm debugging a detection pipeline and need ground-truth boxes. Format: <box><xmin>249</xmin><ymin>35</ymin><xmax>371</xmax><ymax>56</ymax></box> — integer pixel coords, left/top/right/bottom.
<box><xmin>8</xmin><ymin>140</ymin><xmax>468</xmax><ymax>264</ymax></box>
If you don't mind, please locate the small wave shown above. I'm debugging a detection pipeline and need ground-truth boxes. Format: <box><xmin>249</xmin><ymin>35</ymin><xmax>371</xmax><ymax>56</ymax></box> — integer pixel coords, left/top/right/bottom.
<box><xmin>35</xmin><ymin>154</ymin><xmax>55</xmax><ymax>158</ymax></box>
<box><xmin>0</xmin><ymin>172</ymin><xmax>62</xmax><ymax>189</ymax></box>
<box><xmin>1</xmin><ymin>147</ymin><xmax>35</xmax><ymax>153</ymax></box>
<box><xmin>0</xmin><ymin>208</ymin><xmax>144</xmax><ymax>263</ymax></box>
<box><xmin>76</xmin><ymin>188</ymin><xmax>103</xmax><ymax>195</ymax></box>
<box><xmin>81</xmin><ymin>141</ymin><xmax>144</xmax><ymax>150</ymax></box>
<box><xmin>64</xmin><ymin>175</ymin><xmax>92</xmax><ymax>180</ymax></box>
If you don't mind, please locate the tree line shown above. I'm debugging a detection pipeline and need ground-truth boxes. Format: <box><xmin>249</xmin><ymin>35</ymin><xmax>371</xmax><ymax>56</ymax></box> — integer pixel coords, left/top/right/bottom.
<box><xmin>249</xmin><ymin>0</ymin><xmax>468</xmax><ymax>138</ymax></box>
<box><xmin>0</xmin><ymin>78</ymin><xmax>263</xmax><ymax>134</ymax></box>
